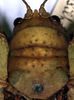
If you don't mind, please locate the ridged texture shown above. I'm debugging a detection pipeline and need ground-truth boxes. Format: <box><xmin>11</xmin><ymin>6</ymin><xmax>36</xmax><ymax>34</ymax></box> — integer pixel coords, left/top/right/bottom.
<box><xmin>68</xmin><ymin>38</ymin><xmax>74</xmax><ymax>77</ymax></box>
<box><xmin>67</xmin><ymin>38</ymin><xmax>74</xmax><ymax>100</ymax></box>
<box><xmin>0</xmin><ymin>33</ymin><xmax>9</xmax><ymax>88</ymax></box>
<box><xmin>0</xmin><ymin>33</ymin><xmax>9</xmax><ymax>100</ymax></box>
<box><xmin>9</xmin><ymin>26</ymin><xmax>68</xmax><ymax>99</ymax></box>
<box><xmin>9</xmin><ymin>57</ymin><xmax>68</xmax><ymax>99</ymax></box>
<box><xmin>10</xmin><ymin>27</ymin><xmax>68</xmax><ymax>50</ymax></box>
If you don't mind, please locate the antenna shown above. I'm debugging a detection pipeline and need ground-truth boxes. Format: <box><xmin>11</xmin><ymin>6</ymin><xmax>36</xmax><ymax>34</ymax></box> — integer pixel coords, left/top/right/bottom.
<box><xmin>22</xmin><ymin>0</ymin><xmax>33</xmax><ymax>19</ymax></box>
<box><xmin>39</xmin><ymin>0</ymin><xmax>50</xmax><ymax>18</ymax></box>
<box><xmin>41</xmin><ymin>0</ymin><xmax>48</xmax><ymax>7</ymax></box>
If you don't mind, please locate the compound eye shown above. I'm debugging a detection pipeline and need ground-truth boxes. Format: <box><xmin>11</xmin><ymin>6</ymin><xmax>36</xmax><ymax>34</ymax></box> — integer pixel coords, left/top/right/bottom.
<box><xmin>51</xmin><ymin>15</ymin><xmax>60</xmax><ymax>24</ymax></box>
<box><xmin>14</xmin><ymin>17</ymin><xmax>23</xmax><ymax>26</ymax></box>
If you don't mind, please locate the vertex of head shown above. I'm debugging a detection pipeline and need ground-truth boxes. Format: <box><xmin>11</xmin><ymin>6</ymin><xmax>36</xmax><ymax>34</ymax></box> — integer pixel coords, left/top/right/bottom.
<box><xmin>22</xmin><ymin>0</ymin><xmax>50</xmax><ymax>19</ymax></box>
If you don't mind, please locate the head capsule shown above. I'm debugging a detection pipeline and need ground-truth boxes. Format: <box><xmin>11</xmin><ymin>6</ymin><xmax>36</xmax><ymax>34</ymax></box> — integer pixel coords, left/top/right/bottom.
<box><xmin>13</xmin><ymin>0</ymin><xmax>65</xmax><ymax>35</ymax></box>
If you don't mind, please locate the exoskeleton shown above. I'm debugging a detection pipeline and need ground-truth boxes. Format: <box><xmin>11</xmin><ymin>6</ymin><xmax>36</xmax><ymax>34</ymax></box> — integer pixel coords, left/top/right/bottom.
<box><xmin>0</xmin><ymin>0</ymin><xmax>74</xmax><ymax>100</ymax></box>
